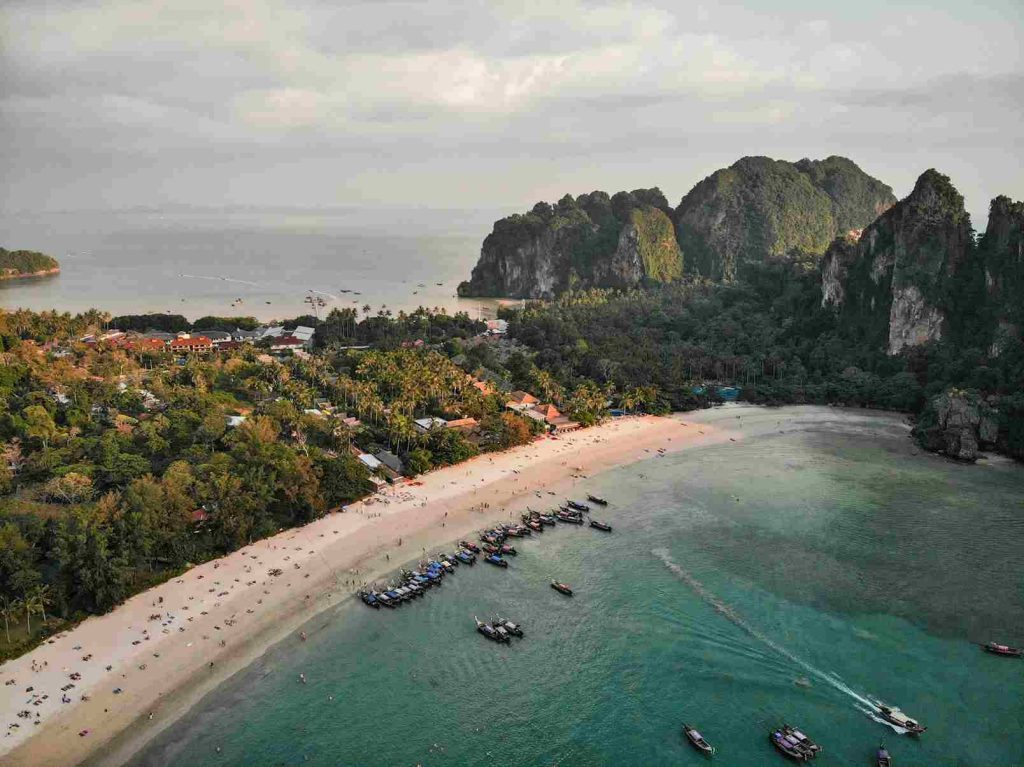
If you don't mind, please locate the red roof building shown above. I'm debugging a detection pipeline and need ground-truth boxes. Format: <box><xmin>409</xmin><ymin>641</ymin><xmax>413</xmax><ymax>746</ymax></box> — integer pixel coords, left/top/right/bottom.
<box><xmin>169</xmin><ymin>336</ymin><xmax>213</xmax><ymax>353</ymax></box>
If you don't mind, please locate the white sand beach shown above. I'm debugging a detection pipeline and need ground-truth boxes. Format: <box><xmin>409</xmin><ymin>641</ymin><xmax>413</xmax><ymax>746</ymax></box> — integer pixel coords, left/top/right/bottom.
<box><xmin>0</xmin><ymin>414</ymin><xmax>738</xmax><ymax>767</ymax></box>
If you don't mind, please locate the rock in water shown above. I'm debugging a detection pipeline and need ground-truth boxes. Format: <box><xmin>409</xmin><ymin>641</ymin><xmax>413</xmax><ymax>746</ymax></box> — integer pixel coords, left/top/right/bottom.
<box><xmin>913</xmin><ymin>389</ymin><xmax>1000</xmax><ymax>462</ymax></box>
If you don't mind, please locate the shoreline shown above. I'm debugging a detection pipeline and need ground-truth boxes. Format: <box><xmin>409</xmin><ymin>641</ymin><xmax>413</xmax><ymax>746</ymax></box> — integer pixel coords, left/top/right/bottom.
<box><xmin>0</xmin><ymin>267</ymin><xmax>60</xmax><ymax>281</ymax></box>
<box><xmin>1</xmin><ymin>414</ymin><xmax>734</xmax><ymax>767</ymax></box>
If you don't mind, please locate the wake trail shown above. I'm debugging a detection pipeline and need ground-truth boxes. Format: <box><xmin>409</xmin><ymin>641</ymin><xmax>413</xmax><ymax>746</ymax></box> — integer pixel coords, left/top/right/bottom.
<box><xmin>652</xmin><ymin>547</ymin><xmax>891</xmax><ymax>720</ymax></box>
<box><xmin>178</xmin><ymin>273</ymin><xmax>263</xmax><ymax>287</ymax></box>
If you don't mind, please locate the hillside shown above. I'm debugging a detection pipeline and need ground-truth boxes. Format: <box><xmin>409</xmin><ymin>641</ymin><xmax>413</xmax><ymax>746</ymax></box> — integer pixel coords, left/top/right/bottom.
<box><xmin>0</xmin><ymin>248</ymin><xmax>60</xmax><ymax>280</ymax></box>
<box><xmin>458</xmin><ymin>156</ymin><xmax>894</xmax><ymax>297</ymax></box>
<box><xmin>675</xmin><ymin>156</ymin><xmax>896</xmax><ymax>281</ymax></box>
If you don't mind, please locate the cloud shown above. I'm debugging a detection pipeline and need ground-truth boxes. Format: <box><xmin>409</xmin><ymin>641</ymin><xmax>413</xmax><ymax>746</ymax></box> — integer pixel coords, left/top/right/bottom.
<box><xmin>0</xmin><ymin>0</ymin><xmax>1021</xmax><ymax>217</ymax></box>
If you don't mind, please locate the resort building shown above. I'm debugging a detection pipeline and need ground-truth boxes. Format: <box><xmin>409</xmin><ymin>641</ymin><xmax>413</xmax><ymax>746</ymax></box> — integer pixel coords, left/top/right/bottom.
<box><xmin>506</xmin><ymin>391</ymin><xmax>539</xmax><ymax>411</ymax></box>
<box><xmin>169</xmin><ymin>335</ymin><xmax>213</xmax><ymax>353</ymax></box>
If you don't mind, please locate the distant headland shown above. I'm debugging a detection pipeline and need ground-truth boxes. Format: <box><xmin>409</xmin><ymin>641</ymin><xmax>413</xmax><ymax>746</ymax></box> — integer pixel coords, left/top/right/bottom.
<box><xmin>0</xmin><ymin>247</ymin><xmax>60</xmax><ymax>280</ymax></box>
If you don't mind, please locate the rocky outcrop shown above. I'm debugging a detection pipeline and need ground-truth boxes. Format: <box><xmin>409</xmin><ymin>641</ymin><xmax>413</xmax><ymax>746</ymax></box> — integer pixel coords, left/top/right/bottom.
<box><xmin>820</xmin><ymin>169</ymin><xmax>974</xmax><ymax>354</ymax></box>
<box><xmin>458</xmin><ymin>190</ymin><xmax>681</xmax><ymax>298</ymax></box>
<box><xmin>978</xmin><ymin>195</ymin><xmax>1024</xmax><ymax>349</ymax></box>
<box><xmin>591</xmin><ymin>206</ymin><xmax>682</xmax><ymax>289</ymax></box>
<box><xmin>914</xmin><ymin>389</ymin><xmax>999</xmax><ymax>461</ymax></box>
<box><xmin>675</xmin><ymin>156</ymin><xmax>894</xmax><ymax>281</ymax></box>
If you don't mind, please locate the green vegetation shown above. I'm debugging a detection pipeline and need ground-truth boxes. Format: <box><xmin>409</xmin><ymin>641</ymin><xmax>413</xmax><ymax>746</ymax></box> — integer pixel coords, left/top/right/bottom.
<box><xmin>0</xmin><ymin>248</ymin><xmax>59</xmax><ymax>279</ymax></box>
<box><xmin>0</xmin><ymin>308</ymin><xmax>534</xmax><ymax>659</ymax></box>
<box><xmin>675</xmin><ymin>156</ymin><xmax>895</xmax><ymax>281</ymax></box>
<box><xmin>630</xmin><ymin>207</ymin><xmax>683</xmax><ymax>283</ymax></box>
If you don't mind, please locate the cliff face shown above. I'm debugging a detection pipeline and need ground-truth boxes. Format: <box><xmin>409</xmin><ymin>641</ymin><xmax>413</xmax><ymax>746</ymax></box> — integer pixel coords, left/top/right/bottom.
<box><xmin>458</xmin><ymin>190</ymin><xmax>681</xmax><ymax>298</ymax></box>
<box><xmin>675</xmin><ymin>156</ymin><xmax>895</xmax><ymax>281</ymax></box>
<box><xmin>978</xmin><ymin>195</ymin><xmax>1024</xmax><ymax>350</ymax></box>
<box><xmin>592</xmin><ymin>206</ymin><xmax>682</xmax><ymax>289</ymax></box>
<box><xmin>820</xmin><ymin>169</ymin><xmax>973</xmax><ymax>354</ymax></box>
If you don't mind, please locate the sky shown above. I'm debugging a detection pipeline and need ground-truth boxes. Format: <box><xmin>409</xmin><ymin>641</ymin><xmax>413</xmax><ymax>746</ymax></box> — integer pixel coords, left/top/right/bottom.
<box><xmin>2</xmin><ymin>0</ymin><xmax>1021</xmax><ymax>226</ymax></box>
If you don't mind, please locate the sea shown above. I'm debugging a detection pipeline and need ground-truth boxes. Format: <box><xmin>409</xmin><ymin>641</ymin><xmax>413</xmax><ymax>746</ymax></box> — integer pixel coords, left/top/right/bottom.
<box><xmin>0</xmin><ymin>208</ymin><xmax>510</xmax><ymax>322</ymax></box>
<box><xmin>129</xmin><ymin>408</ymin><xmax>1024</xmax><ymax>767</ymax></box>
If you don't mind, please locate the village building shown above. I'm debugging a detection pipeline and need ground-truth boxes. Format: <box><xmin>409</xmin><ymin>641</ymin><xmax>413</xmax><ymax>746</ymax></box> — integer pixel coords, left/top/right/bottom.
<box><xmin>445</xmin><ymin>417</ymin><xmax>479</xmax><ymax>432</ymax></box>
<box><xmin>505</xmin><ymin>390</ymin><xmax>540</xmax><ymax>411</ymax></box>
<box><xmin>374</xmin><ymin>450</ymin><xmax>404</xmax><ymax>476</ymax></box>
<box><xmin>414</xmin><ymin>416</ymin><xmax>447</xmax><ymax>433</ymax></box>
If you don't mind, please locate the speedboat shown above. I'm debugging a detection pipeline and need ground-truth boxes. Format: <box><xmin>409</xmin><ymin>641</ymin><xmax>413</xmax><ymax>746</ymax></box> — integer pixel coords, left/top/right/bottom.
<box><xmin>589</xmin><ymin>520</ymin><xmax>612</xmax><ymax>532</ymax></box>
<box><xmin>587</xmin><ymin>494</ymin><xmax>609</xmax><ymax>506</ymax></box>
<box><xmin>551</xmin><ymin>581</ymin><xmax>573</xmax><ymax>596</ymax></box>
<box><xmin>982</xmin><ymin>641</ymin><xmax>1023</xmax><ymax>657</ymax></box>
<box><xmin>875</xmin><ymin>704</ymin><xmax>926</xmax><ymax>735</ymax></box>
<box><xmin>875</xmin><ymin>744</ymin><xmax>891</xmax><ymax>767</ymax></box>
<box><xmin>781</xmin><ymin>724</ymin><xmax>821</xmax><ymax>757</ymax></box>
<box><xmin>769</xmin><ymin>730</ymin><xmax>809</xmax><ymax>761</ymax></box>
<box><xmin>495</xmin><ymin>617</ymin><xmax>523</xmax><ymax>637</ymax></box>
<box><xmin>485</xmin><ymin>554</ymin><xmax>508</xmax><ymax>568</ymax></box>
<box><xmin>682</xmin><ymin>723</ymin><xmax>715</xmax><ymax>755</ymax></box>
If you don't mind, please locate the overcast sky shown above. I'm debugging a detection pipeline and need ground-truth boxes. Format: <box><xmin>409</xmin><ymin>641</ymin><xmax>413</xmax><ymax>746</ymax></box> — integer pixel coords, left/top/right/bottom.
<box><xmin>2</xmin><ymin>1</ymin><xmax>1021</xmax><ymax>225</ymax></box>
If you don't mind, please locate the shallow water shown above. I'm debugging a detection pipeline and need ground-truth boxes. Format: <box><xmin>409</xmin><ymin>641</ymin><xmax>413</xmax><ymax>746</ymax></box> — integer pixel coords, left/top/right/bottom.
<box><xmin>130</xmin><ymin>412</ymin><xmax>1024</xmax><ymax>766</ymax></box>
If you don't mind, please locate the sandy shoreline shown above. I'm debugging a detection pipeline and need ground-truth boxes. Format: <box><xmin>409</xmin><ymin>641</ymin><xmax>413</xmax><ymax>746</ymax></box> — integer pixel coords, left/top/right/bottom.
<box><xmin>1</xmin><ymin>414</ymin><xmax>737</xmax><ymax>767</ymax></box>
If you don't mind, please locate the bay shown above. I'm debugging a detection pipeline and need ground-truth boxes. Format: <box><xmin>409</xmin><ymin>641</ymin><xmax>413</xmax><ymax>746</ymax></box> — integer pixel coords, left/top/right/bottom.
<box><xmin>129</xmin><ymin>408</ymin><xmax>1024</xmax><ymax>767</ymax></box>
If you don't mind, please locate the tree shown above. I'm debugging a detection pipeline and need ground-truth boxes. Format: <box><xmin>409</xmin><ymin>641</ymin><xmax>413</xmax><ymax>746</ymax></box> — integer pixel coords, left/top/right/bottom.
<box><xmin>0</xmin><ymin>523</ymin><xmax>39</xmax><ymax>598</ymax></box>
<box><xmin>22</xmin><ymin>405</ymin><xmax>59</xmax><ymax>448</ymax></box>
<box><xmin>0</xmin><ymin>595</ymin><xmax>19</xmax><ymax>643</ymax></box>
<box><xmin>42</xmin><ymin>472</ymin><xmax>94</xmax><ymax>503</ymax></box>
<box><xmin>405</xmin><ymin>448</ymin><xmax>433</xmax><ymax>476</ymax></box>
<box><xmin>28</xmin><ymin>584</ymin><xmax>51</xmax><ymax>623</ymax></box>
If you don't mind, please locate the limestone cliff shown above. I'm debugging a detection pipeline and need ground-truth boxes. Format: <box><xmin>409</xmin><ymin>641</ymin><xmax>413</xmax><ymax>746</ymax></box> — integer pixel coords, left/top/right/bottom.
<box><xmin>675</xmin><ymin>156</ymin><xmax>895</xmax><ymax>281</ymax></box>
<box><xmin>591</xmin><ymin>206</ymin><xmax>682</xmax><ymax>289</ymax></box>
<box><xmin>458</xmin><ymin>190</ymin><xmax>681</xmax><ymax>298</ymax></box>
<box><xmin>978</xmin><ymin>195</ymin><xmax>1024</xmax><ymax>351</ymax></box>
<box><xmin>820</xmin><ymin>169</ymin><xmax>973</xmax><ymax>354</ymax></box>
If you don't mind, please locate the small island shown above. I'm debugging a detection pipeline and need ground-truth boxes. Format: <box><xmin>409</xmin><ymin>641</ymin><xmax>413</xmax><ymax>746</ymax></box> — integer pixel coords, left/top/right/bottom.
<box><xmin>0</xmin><ymin>247</ymin><xmax>60</xmax><ymax>280</ymax></box>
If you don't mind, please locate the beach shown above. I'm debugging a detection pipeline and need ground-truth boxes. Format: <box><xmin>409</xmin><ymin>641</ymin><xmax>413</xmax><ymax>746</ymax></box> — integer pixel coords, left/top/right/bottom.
<box><xmin>0</xmin><ymin>414</ymin><xmax>732</xmax><ymax>767</ymax></box>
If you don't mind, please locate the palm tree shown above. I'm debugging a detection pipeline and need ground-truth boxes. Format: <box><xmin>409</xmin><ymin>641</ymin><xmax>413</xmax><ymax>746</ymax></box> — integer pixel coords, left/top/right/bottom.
<box><xmin>0</xmin><ymin>596</ymin><xmax>20</xmax><ymax>643</ymax></box>
<box><xmin>30</xmin><ymin>585</ymin><xmax>52</xmax><ymax>623</ymax></box>
<box><xmin>23</xmin><ymin>591</ymin><xmax>38</xmax><ymax>634</ymax></box>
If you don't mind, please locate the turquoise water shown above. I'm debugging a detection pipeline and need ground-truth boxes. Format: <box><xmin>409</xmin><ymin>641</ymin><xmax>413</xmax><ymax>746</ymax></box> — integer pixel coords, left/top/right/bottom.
<box><xmin>131</xmin><ymin>416</ymin><xmax>1024</xmax><ymax>766</ymax></box>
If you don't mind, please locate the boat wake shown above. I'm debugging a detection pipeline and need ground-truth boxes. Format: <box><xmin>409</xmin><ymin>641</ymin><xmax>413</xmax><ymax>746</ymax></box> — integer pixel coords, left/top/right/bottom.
<box><xmin>652</xmin><ymin>548</ymin><xmax>884</xmax><ymax>718</ymax></box>
<box><xmin>178</xmin><ymin>273</ymin><xmax>262</xmax><ymax>287</ymax></box>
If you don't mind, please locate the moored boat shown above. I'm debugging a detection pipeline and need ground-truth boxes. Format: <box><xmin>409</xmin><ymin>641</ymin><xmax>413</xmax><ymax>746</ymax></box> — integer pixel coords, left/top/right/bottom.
<box><xmin>495</xmin><ymin>616</ymin><xmax>523</xmax><ymax>637</ymax></box>
<box><xmin>475</xmin><ymin>618</ymin><xmax>507</xmax><ymax>643</ymax></box>
<box><xmin>875</xmin><ymin>743</ymin><xmax>891</xmax><ymax>767</ymax></box>
<box><xmin>982</xmin><ymin>641</ymin><xmax>1023</xmax><ymax>657</ymax></box>
<box><xmin>485</xmin><ymin>554</ymin><xmax>508</xmax><ymax>568</ymax></box>
<box><xmin>587</xmin><ymin>494</ymin><xmax>609</xmax><ymax>506</ymax></box>
<box><xmin>682</xmin><ymin>723</ymin><xmax>715</xmax><ymax>755</ymax></box>
<box><xmin>551</xmin><ymin>580</ymin><xmax>573</xmax><ymax>596</ymax></box>
<box><xmin>556</xmin><ymin>511</ymin><xmax>584</xmax><ymax>524</ymax></box>
<box><xmin>769</xmin><ymin>730</ymin><xmax>809</xmax><ymax>761</ymax></box>
<box><xmin>455</xmin><ymin>550</ymin><xmax>475</xmax><ymax>564</ymax></box>
<box><xmin>358</xmin><ymin>590</ymin><xmax>380</xmax><ymax>608</ymax></box>
<box><xmin>567</xmin><ymin>500</ymin><xmax>590</xmax><ymax>512</ymax></box>
<box><xmin>589</xmin><ymin>520</ymin><xmax>612</xmax><ymax>532</ymax></box>
<box><xmin>874</xmin><ymin>704</ymin><xmax>926</xmax><ymax>735</ymax></box>
<box><xmin>459</xmin><ymin>540</ymin><xmax>480</xmax><ymax>553</ymax></box>
<box><xmin>781</xmin><ymin>724</ymin><xmax>821</xmax><ymax>757</ymax></box>
<box><xmin>499</xmin><ymin>543</ymin><xmax>517</xmax><ymax>556</ymax></box>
